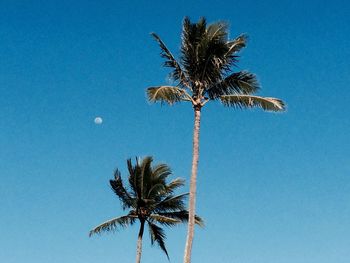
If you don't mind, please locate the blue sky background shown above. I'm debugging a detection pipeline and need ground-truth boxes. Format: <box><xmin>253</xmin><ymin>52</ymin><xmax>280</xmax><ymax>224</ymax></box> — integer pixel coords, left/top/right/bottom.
<box><xmin>1</xmin><ymin>0</ymin><xmax>349</xmax><ymax>262</ymax></box>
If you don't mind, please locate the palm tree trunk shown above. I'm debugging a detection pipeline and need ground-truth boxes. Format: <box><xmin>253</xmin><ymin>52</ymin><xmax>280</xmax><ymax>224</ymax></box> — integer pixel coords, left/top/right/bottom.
<box><xmin>184</xmin><ymin>106</ymin><xmax>201</xmax><ymax>263</ymax></box>
<box><xmin>135</xmin><ymin>220</ymin><xmax>145</xmax><ymax>263</ymax></box>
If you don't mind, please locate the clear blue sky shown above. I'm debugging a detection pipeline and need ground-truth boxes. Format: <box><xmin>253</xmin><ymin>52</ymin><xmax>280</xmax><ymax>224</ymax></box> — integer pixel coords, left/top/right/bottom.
<box><xmin>1</xmin><ymin>1</ymin><xmax>349</xmax><ymax>262</ymax></box>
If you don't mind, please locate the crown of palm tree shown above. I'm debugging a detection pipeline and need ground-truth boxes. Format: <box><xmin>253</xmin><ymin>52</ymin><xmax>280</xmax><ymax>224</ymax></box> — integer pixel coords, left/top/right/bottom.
<box><xmin>147</xmin><ymin>17</ymin><xmax>285</xmax><ymax>111</ymax></box>
<box><xmin>89</xmin><ymin>156</ymin><xmax>203</xmax><ymax>259</ymax></box>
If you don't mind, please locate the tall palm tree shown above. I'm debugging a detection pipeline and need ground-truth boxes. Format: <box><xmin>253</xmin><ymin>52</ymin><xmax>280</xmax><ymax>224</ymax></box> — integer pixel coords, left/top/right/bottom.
<box><xmin>147</xmin><ymin>17</ymin><xmax>285</xmax><ymax>263</ymax></box>
<box><xmin>89</xmin><ymin>156</ymin><xmax>203</xmax><ymax>263</ymax></box>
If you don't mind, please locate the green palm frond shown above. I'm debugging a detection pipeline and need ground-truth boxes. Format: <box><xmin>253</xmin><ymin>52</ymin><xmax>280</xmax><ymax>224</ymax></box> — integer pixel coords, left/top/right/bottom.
<box><xmin>145</xmin><ymin>166</ymin><xmax>179</xmax><ymax>200</ymax></box>
<box><xmin>139</xmin><ymin>156</ymin><xmax>154</xmax><ymax>199</ymax></box>
<box><xmin>158</xmin><ymin>210</ymin><xmax>204</xmax><ymax>227</ymax></box>
<box><xmin>151</xmin><ymin>163</ymin><xmax>172</xmax><ymax>183</ymax></box>
<box><xmin>147</xmin><ymin>183</ymin><xmax>166</xmax><ymax>200</ymax></box>
<box><xmin>207</xmin><ymin>21</ymin><xmax>228</xmax><ymax>42</ymax></box>
<box><xmin>149</xmin><ymin>214</ymin><xmax>181</xmax><ymax>226</ymax></box>
<box><xmin>165</xmin><ymin>178</ymin><xmax>185</xmax><ymax>194</ymax></box>
<box><xmin>147</xmin><ymin>86</ymin><xmax>191</xmax><ymax>105</ymax></box>
<box><xmin>148</xmin><ymin>222</ymin><xmax>169</xmax><ymax>259</ymax></box>
<box><xmin>127</xmin><ymin>158</ymin><xmax>140</xmax><ymax>198</ymax></box>
<box><xmin>226</xmin><ymin>34</ymin><xmax>248</xmax><ymax>55</ymax></box>
<box><xmin>155</xmin><ymin>193</ymin><xmax>188</xmax><ymax>212</ymax></box>
<box><xmin>89</xmin><ymin>214</ymin><xmax>137</xmax><ymax>237</ymax></box>
<box><xmin>181</xmin><ymin>17</ymin><xmax>207</xmax><ymax>84</ymax></box>
<box><xmin>110</xmin><ymin>169</ymin><xmax>134</xmax><ymax>209</ymax></box>
<box><xmin>199</xmin><ymin>25</ymin><xmax>229</xmax><ymax>84</ymax></box>
<box><xmin>144</xmin><ymin>161</ymin><xmax>171</xmax><ymax>199</ymax></box>
<box><xmin>151</xmin><ymin>33</ymin><xmax>190</xmax><ymax>88</ymax></box>
<box><xmin>182</xmin><ymin>17</ymin><xmax>207</xmax><ymax>51</ymax></box>
<box><xmin>220</xmin><ymin>94</ymin><xmax>285</xmax><ymax>111</ymax></box>
<box><xmin>207</xmin><ymin>71</ymin><xmax>260</xmax><ymax>99</ymax></box>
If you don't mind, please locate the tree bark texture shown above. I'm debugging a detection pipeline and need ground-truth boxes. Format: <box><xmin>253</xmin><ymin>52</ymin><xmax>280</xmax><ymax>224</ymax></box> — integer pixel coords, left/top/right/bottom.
<box><xmin>135</xmin><ymin>220</ymin><xmax>145</xmax><ymax>263</ymax></box>
<box><xmin>184</xmin><ymin>107</ymin><xmax>201</xmax><ymax>263</ymax></box>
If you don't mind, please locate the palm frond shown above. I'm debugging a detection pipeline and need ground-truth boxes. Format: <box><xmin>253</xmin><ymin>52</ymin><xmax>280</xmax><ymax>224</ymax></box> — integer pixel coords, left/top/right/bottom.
<box><xmin>148</xmin><ymin>222</ymin><xmax>169</xmax><ymax>259</ymax></box>
<box><xmin>207</xmin><ymin>21</ymin><xmax>228</xmax><ymax>42</ymax></box>
<box><xmin>151</xmin><ymin>33</ymin><xmax>190</xmax><ymax>88</ymax></box>
<box><xmin>151</xmin><ymin>163</ymin><xmax>172</xmax><ymax>182</ymax></box>
<box><xmin>147</xmin><ymin>183</ymin><xmax>166</xmax><ymax>200</ymax></box>
<box><xmin>226</xmin><ymin>34</ymin><xmax>248</xmax><ymax>54</ymax></box>
<box><xmin>220</xmin><ymin>94</ymin><xmax>285</xmax><ymax>111</ymax></box>
<box><xmin>147</xmin><ymin>86</ymin><xmax>191</xmax><ymax>105</ymax></box>
<box><xmin>127</xmin><ymin>158</ymin><xmax>139</xmax><ymax>198</ymax></box>
<box><xmin>181</xmin><ymin>17</ymin><xmax>208</xmax><ymax>85</ymax></box>
<box><xmin>89</xmin><ymin>214</ymin><xmax>137</xmax><ymax>237</ymax></box>
<box><xmin>158</xmin><ymin>210</ymin><xmax>204</xmax><ymax>227</ymax></box>
<box><xmin>140</xmin><ymin>156</ymin><xmax>154</xmax><ymax>199</ymax></box>
<box><xmin>165</xmin><ymin>178</ymin><xmax>185</xmax><ymax>194</ymax></box>
<box><xmin>207</xmin><ymin>71</ymin><xmax>260</xmax><ymax>99</ymax></box>
<box><xmin>155</xmin><ymin>193</ymin><xmax>188</xmax><ymax>212</ymax></box>
<box><xmin>145</xmin><ymin>162</ymin><xmax>171</xmax><ymax>199</ymax></box>
<box><xmin>198</xmin><ymin>21</ymin><xmax>231</xmax><ymax>86</ymax></box>
<box><xmin>149</xmin><ymin>214</ymin><xmax>181</xmax><ymax>226</ymax></box>
<box><xmin>110</xmin><ymin>169</ymin><xmax>134</xmax><ymax>209</ymax></box>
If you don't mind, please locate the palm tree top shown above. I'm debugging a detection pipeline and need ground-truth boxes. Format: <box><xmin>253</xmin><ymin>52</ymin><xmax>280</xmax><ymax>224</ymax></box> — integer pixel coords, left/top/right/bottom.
<box><xmin>147</xmin><ymin>17</ymin><xmax>285</xmax><ymax>112</ymax></box>
<box><xmin>89</xmin><ymin>156</ymin><xmax>203</xmax><ymax>259</ymax></box>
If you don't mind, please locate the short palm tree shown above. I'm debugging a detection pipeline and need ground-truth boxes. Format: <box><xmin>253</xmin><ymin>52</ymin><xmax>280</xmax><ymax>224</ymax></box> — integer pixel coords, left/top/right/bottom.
<box><xmin>147</xmin><ymin>17</ymin><xmax>285</xmax><ymax>263</ymax></box>
<box><xmin>89</xmin><ymin>156</ymin><xmax>203</xmax><ymax>263</ymax></box>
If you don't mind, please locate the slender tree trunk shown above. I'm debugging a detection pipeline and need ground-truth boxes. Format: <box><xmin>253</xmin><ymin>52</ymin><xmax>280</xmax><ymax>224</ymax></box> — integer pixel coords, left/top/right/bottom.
<box><xmin>184</xmin><ymin>106</ymin><xmax>201</xmax><ymax>263</ymax></box>
<box><xmin>135</xmin><ymin>220</ymin><xmax>145</xmax><ymax>263</ymax></box>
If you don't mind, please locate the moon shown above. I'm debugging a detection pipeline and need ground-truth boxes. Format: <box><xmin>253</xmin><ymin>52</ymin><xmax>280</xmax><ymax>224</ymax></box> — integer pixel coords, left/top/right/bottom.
<box><xmin>94</xmin><ymin>117</ymin><xmax>103</xmax><ymax>124</ymax></box>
